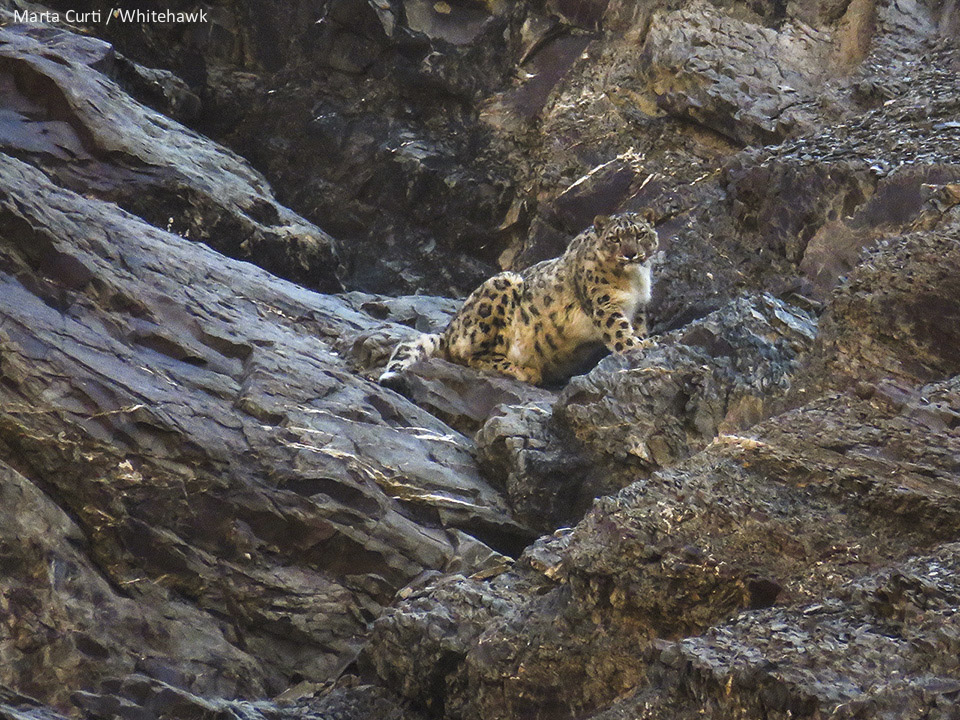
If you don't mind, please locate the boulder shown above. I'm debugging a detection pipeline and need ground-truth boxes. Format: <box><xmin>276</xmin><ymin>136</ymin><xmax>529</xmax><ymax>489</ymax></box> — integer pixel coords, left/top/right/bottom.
<box><xmin>477</xmin><ymin>293</ymin><xmax>817</xmax><ymax>530</ymax></box>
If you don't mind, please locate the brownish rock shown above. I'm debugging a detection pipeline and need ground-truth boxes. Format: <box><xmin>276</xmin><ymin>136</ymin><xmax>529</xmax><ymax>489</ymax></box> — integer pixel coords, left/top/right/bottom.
<box><xmin>368</xmin><ymin>370</ymin><xmax>960</xmax><ymax>720</ymax></box>
<box><xmin>802</xmin><ymin>225</ymin><xmax>960</xmax><ymax>391</ymax></box>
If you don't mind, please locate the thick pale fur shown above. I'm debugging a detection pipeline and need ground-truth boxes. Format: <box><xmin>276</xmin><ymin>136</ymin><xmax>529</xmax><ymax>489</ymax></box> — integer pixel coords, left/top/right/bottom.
<box><xmin>377</xmin><ymin>333</ymin><xmax>442</xmax><ymax>388</ymax></box>
<box><xmin>380</xmin><ymin>211</ymin><xmax>658</xmax><ymax>386</ymax></box>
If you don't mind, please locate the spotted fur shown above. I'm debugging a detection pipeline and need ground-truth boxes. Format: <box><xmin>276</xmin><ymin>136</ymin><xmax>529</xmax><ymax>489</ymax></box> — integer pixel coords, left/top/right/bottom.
<box><xmin>380</xmin><ymin>211</ymin><xmax>659</xmax><ymax>386</ymax></box>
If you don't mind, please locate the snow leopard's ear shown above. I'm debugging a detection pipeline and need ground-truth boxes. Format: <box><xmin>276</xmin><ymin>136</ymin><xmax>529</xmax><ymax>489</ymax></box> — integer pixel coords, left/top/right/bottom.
<box><xmin>593</xmin><ymin>215</ymin><xmax>610</xmax><ymax>232</ymax></box>
<box><xmin>640</xmin><ymin>208</ymin><xmax>656</xmax><ymax>224</ymax></box>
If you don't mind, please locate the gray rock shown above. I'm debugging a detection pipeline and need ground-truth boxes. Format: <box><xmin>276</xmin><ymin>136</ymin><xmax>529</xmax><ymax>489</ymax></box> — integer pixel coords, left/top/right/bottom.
<box><xmin>476</xmin><ymin>293</ymin><xmax>817</xmax><ymax>530</ymax></box>
<box><xmin>0</xmin><ymin>687</ymin><xmax>73</xmax><ymax>720</ymax></box>
<box><xmin>381</xmin><ymin>358</ymin><xmax>558</xmax><ymax>437</ymax></box>
<box><xmin>0</xmin><ymin>153</ymin><xmax>525</xmax><ymax>705</ymax></box>
<box><xmin>799</xmin><ymin>225</ymin><xmax>960</xmax><ymax>392</ymax></box>
<box><xmin>368</xmin><ymin>369</ymin><xmax>960</xmax><ymax>719</ymax></box>
<box><xmin>643</xmin><ymin>3</ymin><xmax>835</xmax><ymax>146</ymax></box>
<box><xmin>70</xmin><ymin>674</ymin><xmax>426</xmax><ymax>720</ymax></box>
<box><xmin>476</xmin><ymin>400</ymin><xmax>587</xmax><ymax>531</ymax></box>
<box><xmin>0</xmin><ymin>24</ymin><xmax>342</xmax><ymax>293</ymax></box>
<box><xmin>109</xmin><ymin>55</ymin><xmax>202</xmax><ymax>123</ymax></box>
<box><xmin>0</xmin><ymin>458</ymin><xmax>266</xmax><ymax>707</ymax></box>
<box><xmin>2</xmin><ymin>0</ymin><xmax>960</xmax><ymax>718</ymax></box>
<box><xmin>597</xmin><ymin>544</ymin><xmax>960</xmax><ymax>719</ymax></box>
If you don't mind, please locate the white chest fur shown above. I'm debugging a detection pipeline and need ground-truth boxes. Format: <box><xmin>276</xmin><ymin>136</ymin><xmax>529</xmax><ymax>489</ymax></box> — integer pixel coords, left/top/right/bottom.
<box><xmin>622</xmin><ymin>262</ymin><xmax>652</xmax><ymax>319</ymax></box>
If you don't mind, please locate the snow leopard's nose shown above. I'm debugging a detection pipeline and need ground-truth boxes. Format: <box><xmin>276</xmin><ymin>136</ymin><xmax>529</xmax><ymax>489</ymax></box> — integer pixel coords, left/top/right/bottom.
<box><xmin>620</xmin><ymin>238</ymin><xmax>641</xmax><ymax>261</ymax></box>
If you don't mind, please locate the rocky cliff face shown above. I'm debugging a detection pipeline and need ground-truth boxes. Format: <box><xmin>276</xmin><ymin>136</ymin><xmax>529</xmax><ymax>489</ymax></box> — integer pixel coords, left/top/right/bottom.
<box><xmin>0</xmin><ymin>0</ymin><xmax>959</xmax><ymax>718</ymax></box>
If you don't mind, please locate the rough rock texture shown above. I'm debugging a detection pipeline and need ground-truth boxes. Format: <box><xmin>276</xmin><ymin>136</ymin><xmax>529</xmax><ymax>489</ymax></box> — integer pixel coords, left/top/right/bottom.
<box><xmin>366</xmin><ymin>369</ymin><xmax>960</xmax><ymax>719</ymax></box>
<box><xmin>0</xmin><ymin>23</ymin><xmax>342</xmax><ymax>292</ymax></box>
<box><xmin>643</xmin><ymin>1</ymin><xmax>842</xmax><ymax>146</ymax></box>
<box><xmin>0</xmin><ymin>149</ymin><xmax>529</xmax><ymax>710</ymax></box>
<box><xmin>476</xmin><ymin>293</ymin><xmax>817</xmax><ymax>530</ymax></box>
<box><xmin>379</xmin><ymin>358</ymin><xmax>558</xmax><ymax>436</ymax></box>
<box><xmin>1</xmin><ymin>0</ymin><xmax>960</xmax><ymax>718</ymax></box>
<box><xmin>126</xmin><ymin>0</ymin><xmax>533</xmax><ymax>296</ymax></box>
<box><xmin>1</xmin><ymin>677</ymin><xmax>426</xmax><ymax>720</ymax></box>
<box><xmin>802</xmin><ymin>229</ymin><xmax>960</xmax><ymax>391</ymax></box>
<box><xmin>594</xmin><ymin>544</ymin><xmax>960</xmax><ymax>719</ymax></box>
<box><xmin>0</xmin><ymin>457</ymin><xmax>264</xmax><ymax>707</ymax></box>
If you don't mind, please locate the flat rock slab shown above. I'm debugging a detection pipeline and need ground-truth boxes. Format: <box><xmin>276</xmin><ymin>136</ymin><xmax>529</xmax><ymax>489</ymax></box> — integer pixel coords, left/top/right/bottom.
<box><xmin>382</xmin><ymin>357</ymin><xmax>558</xmax><ymax>436</ymax></box>
<box><xmin>0</xmin><ymin>153</ymin><xmax>526</xmax><ymax>704</ymax></box>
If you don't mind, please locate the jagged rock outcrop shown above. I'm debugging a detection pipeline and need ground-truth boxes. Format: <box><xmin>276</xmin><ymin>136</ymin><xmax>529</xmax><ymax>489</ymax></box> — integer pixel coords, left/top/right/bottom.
<box><xmin>353</xmin><ymin>5</ymin><xmax>960</xmax><ymax>715</ymax></box>
<box><xmin>0</xmin><ymin>22</ymin><xmax>342</xmax><ymax>292</ymax></box>
<box><xmin>0</xmin><ymin>147</ymin><xmax>529</xmax><ymax>709</ymax></box>
<box><xmin>1</xmin><ymin>0</ymin><xmax>960</xmax><ymax>718</ymax></box>
<box><xmin>358</xmin><ymin>198</ymin><xmax>960</xmax><ymax>719</ymax></box>
<box><xmin>472</xmin><ymin>293</ymin><xmax>817</xmax><ymax>530</ymax></box>
<box><xmin>2</xmin><ymin>677</ymin><xmax>427</xmax><ymax>720</ymax></box>
<box><xmin>800</xmin><ymin>226</ymin><xmax>960</xmax><ymax>391</ymax></box>
<box><xmin>366</xmin><ymin>359</ymin><xmax>960</xmax><ymax>720</ymax></box>
<box><xmin>84</xmin><ymin>0</ymin><xmax>532</xmax><ymax>296</ymax></box>
<box><xmin>595</xmin><ymin>542</ymin><xmax>960</xmax><ymax>719</ymax></box>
